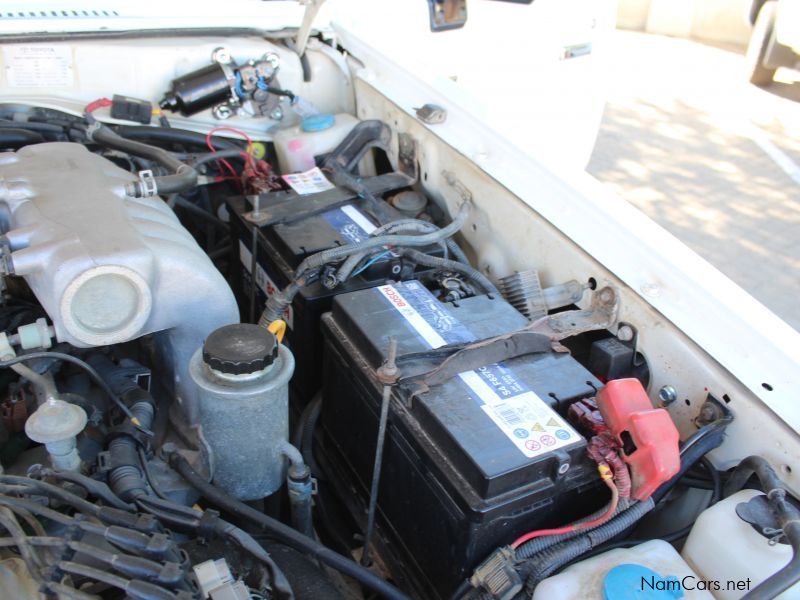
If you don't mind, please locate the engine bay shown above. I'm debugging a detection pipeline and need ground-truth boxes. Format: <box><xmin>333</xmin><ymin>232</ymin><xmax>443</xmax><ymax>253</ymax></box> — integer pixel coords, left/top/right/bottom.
<box><xmin>0</xmin><ymin>27</ymin><xmax>797</xmax><ymax>600</ymax></box>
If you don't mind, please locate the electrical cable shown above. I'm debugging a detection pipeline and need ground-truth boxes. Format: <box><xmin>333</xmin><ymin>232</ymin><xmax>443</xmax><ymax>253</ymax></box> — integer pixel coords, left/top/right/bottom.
<box><xmin>512</xmin><ymin>466</ymin><xmax>619</xmax><ymax>549</ymax></box>
<box><xmin>167</xmin><ymin>451</ymin><xmax>410</xmax><ymax>600</ymax></box>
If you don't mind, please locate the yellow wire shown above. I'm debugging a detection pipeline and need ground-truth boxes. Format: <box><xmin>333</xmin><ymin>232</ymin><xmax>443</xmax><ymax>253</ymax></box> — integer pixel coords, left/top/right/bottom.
<box><xmin>268</xmin><ymin>319</ymin><xmax>286</xmax><ymax>343</ymax></box>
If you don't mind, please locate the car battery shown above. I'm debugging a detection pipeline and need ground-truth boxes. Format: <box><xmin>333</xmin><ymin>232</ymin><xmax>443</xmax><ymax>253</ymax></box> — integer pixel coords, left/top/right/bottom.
<box><xmin>320</xmin><ymin>280</ymin><xmax>605</xmax><ymax>599</ymax></box>
<box><xmin>227</xmin><ymin>174</ymin><xmax>442</xmax><ymax>405</ymax></box>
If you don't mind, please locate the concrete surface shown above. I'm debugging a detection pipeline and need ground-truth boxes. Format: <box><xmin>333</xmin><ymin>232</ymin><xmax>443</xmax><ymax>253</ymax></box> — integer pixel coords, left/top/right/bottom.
<box><xmin>617</xmin><ymin>0</ymin><xmax>753</xmax><ymax>47</ymax></box>
<box><xmin>588</xmin><ymin>30</ymin><xmax>800</xmax><ymax>330</ymax></box>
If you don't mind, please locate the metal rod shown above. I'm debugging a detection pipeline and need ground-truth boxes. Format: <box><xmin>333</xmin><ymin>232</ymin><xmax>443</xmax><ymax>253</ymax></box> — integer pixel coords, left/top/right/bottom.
<box><xmin>361</xmin><ymin>337</ymin><xmax>398</xmax><ymax>566</ymax></box>
<box><xmin>248</xmin><ymin>195</ymin><xmax>260</xmax><ymax>323</ymax></box>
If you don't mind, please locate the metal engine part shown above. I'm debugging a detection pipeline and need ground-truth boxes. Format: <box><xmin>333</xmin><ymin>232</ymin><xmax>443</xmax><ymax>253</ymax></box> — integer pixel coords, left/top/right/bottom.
<box><xmin>0</xmin><ymin>142</ymin><xmax>239</xmax><ymax>423</ymax></box>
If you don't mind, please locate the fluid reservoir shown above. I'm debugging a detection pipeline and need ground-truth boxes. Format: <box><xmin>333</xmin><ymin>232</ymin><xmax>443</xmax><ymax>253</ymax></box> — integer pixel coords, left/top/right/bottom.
<box><xmin>534</xmin><ymin>539</ymin><xmax>712</xmax><ymax>599</ymax></box>
<box><xmin>683</xmin><ymin>489</ymin><xmax>800</xmax><ymax>599</ymax></box>
<box><xmin>273</xmin><ymin>113</ymin><xmax>360</xmax><ymax>173</ymax></box>
<box><xmin>190</xmin><ymin>323</ymin><xmax>294</xmax><ymax>500</ymax></box>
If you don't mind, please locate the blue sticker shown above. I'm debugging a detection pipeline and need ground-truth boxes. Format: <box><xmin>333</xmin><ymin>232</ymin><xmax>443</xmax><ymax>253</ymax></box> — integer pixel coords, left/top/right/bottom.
<box><xmin>513</xmin><ymin>428</ymin><xmax>529</xmax><ymax>439</ymax></box>
<box><xmin>555</xmin><ymin>429</ymin><xmax>571</xmax><ymax>440</ymax></box>
<box><xmin>322</xmin><ymin>205</ymin><xmax>374</xmax><ymax>244</ymax></box>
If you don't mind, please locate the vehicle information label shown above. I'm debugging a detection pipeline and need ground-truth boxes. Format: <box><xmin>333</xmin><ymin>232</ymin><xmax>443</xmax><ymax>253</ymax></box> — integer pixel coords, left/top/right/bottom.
<box><xmin>376</xmin><ymin>281</ymin><xmax>580</xmax><ymax>458</ymax></box>
<box><xmin>281</xmin><ymin>167</ymin><xmax>334</xmax><ymax>195</ymax></box>
<box><xmin>4</xmin><ymin>45</ymin><xmax>74</xmax><ymax>88</ymax></box>
<box><xmin>322</xmin><ymin>204</ymin><xmax>376</xmax><ymax>243</ymax></box>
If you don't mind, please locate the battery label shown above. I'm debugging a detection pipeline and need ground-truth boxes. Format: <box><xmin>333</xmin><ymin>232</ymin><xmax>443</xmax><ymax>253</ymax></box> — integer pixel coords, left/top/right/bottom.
<box><xmin>376</xmin><ymin>281</ymin><xmax>580</xmax><ymax>459</ymax></box>
<box><xmin>322</xmin><ymin>204</ymin><xmax>376</xmax><ymax>244</ymax></box>
<box><xmin>239</xmin><ymin>240</ymin><xmax>294</xmax><ymax>329</ymax></box>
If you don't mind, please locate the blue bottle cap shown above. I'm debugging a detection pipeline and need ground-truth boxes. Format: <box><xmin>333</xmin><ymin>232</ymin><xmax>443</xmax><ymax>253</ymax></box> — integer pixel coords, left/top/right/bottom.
<box><xmin>603</xmin><ymin>564</ymin><xmax>684</xmax><ymax>600</ymax></box>
<box><xmin>301</xmin><ymin>114</ymin><xmax>335</xmax><ymax>132</ymax></box>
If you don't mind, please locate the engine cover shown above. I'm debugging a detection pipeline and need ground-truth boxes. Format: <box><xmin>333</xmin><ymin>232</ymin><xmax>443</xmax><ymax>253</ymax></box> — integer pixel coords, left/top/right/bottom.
<box><xmin>0</xmin><ymin>142</ymin><xmax>239</xmax><ymax>422</ymax></box>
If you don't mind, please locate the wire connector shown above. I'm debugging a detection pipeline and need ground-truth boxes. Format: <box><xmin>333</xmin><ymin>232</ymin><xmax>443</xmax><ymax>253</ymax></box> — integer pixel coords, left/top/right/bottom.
<box><xmin>470</xmin><ymin>546</ymin><xmax>523</xmax><ymax>600</ymax></box>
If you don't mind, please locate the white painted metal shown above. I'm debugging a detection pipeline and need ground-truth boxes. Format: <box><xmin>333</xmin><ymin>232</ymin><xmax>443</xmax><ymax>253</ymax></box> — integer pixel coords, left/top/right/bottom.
<box><xmin>335</xmin><ymin>25</ymin><xmax>800</xmax><ymax>488</ymax></box>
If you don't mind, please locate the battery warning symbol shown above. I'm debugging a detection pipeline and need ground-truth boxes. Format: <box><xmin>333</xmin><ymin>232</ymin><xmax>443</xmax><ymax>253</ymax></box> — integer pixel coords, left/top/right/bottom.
<box><xmin>540</xmin><ymin>435</ymin><xmax>556</xmax><ymax>446</ymax></box>
<box><xmin>524</xmin><ymin>440</ymin><xmax>541</xmax><ymax>452</ymax></box>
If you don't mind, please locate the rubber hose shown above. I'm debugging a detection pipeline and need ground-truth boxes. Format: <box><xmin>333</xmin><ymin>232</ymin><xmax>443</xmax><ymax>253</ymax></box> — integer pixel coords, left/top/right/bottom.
<box><xmin>190</xmin><ymin>149</ymin><xmax>244</xmax><ymax>168</ymax></box>
<box><xmin>727</xmin><ymin>457</ymin><xmax>800</xmax><ymax>599</ymax></box>
<box><xmin>167</xmin><ymin>452</ymin><xmax>410</xmax><ymax>600</ymax></box>
<box><xmin>89</xmin><ymin>124</ymin><xmax>197</xmax><ymax>197</ymax></box>
<box><xmin>113</xmin><ymin>125</ymin><xmax>243</xmax><ymax>150</ymax></box>
<box><xmin>0</xmin><ymin>128</ymin><xmax>44</xmax><ymax>149</ymax></box>
<box><xmin>724</xmin><ymin>454</ymin><xmax>789</xmax><ymax>498</ymax></box>
<box><xmin>652</xmin><ymin>413</ymin><xmax>732</xmax><ymax>504</ymax></box>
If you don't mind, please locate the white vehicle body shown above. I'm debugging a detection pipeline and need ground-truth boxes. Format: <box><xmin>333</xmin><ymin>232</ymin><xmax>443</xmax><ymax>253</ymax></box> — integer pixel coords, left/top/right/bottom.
<box><xmin>1</xmin><ymin>1</ymin><xmax>799</xmax><ymax>598</ymax></box>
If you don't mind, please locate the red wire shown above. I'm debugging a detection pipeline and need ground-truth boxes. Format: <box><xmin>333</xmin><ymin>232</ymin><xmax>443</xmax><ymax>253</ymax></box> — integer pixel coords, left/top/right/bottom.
<box><xmin>510</xmin><ymin>474</ymin><xmax>619</xmax><ymax>549</ymax></box>
<box><xmin>84</xmin><ymin>97</ymin><xmax>112</xmax><ymax>113</ymax></box>
<box><xmin>204</xmin><ymin>126</ymin><xmax>260</xmax><ymax>183</ymax></box>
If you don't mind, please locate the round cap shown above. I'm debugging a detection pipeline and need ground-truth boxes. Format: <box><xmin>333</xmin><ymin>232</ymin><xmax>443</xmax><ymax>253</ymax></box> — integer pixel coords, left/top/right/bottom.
<box><xmin>301</xmin><ymin>113</ymin><xmax>335</xmax><ymax>132</ymax></box>
<box><xmin>25</xmin><ymin>398</ymin><xmax>87</xmax><ymax>443</ymax></box>
<box><xmin>603</xmin><ymin>564</ymin><xmax>684</xmax><ymax>600</ymax></box>
<box><xmin>202</xmin><ymin>324</ymin><xmax>278</xmax><ymax>375</ymax></box>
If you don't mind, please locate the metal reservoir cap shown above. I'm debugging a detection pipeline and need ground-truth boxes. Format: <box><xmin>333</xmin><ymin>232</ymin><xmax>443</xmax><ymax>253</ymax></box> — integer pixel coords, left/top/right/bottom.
<box><xmin>202</xmin><ymin>324</ymin><xmax>278</xmax><ymax>375</ymax></box>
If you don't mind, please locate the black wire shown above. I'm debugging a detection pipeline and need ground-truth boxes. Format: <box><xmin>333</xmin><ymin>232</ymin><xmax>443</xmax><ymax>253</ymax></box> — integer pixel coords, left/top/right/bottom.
<box><xmin>0</xmin><ymin>352</ymin><xmax>153</xmax><ymax>436</ymax></box>
<box><xmin>137</xmin><ymin>448</ymin><xmax>169</xmax><ymax>500</ymax></box>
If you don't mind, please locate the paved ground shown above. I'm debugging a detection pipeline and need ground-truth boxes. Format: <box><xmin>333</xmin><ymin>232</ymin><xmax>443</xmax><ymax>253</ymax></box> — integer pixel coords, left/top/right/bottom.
<box><xmin>588</xmin><ymin>30</ymin><xmax>800</xmax><ymax>331</ymax></box>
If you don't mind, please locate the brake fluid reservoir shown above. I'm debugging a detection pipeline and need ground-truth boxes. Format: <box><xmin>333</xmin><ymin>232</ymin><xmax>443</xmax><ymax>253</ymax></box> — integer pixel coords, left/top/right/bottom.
<box><xmin>190</xmin><ymin>324</ymin><xmax>294</xmax><ymax>500</ymax></box>
<box><xmin>273</xmin><ymin>113</ymin><xmax>359</xmax><ymax>173</ymax></box>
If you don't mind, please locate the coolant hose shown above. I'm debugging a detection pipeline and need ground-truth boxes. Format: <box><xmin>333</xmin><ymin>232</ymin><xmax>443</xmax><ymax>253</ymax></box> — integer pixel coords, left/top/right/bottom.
<box><xmin>0</xmin><ymin>128</ymin><xmax>44</xmax><ymax>149</ymax></box>
<box><xmin>723</xmin><ymin>456</ymin><xmax>800</xmax><ymax>599</ymax></box>
<box><xmin>88</xmin><ymin>123</ymin><xmax>198</xmax><ymax>197</ymax></box>
<box><xmin>259</xmin><ymin>203</ymin><xmax>472</xmax><ymax>325</ymax></box>
<box><xmin>167</xmin><ymin>452</ymin><xmax>410</xmax><ymax>600</ymax></box>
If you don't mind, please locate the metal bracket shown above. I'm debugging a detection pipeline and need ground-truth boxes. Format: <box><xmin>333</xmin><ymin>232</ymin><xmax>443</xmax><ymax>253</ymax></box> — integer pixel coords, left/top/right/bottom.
<box><xmin>397</xmin><ymin>133</ymin><xmax>418</xmax><ymax>180</ymax></box>
<box><xmin>427</xmin><ymin>0</ymin><xmax>467</xmax><ymax>32</ymax></box>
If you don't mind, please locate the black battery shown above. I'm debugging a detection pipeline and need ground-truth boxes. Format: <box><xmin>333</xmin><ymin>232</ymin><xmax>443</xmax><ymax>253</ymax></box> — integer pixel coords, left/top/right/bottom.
<box><xmin>226</xmin><ymin>176</ymin><xmax>441</xmax><ymax>405</ymax></box>
<box><xmin>320</xmin><ymin>280</ymin><xmax>604</xmax><ymax>599</ymax></box>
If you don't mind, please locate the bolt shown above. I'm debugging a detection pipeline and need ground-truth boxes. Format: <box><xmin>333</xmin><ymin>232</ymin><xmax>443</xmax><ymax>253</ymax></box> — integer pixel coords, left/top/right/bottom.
<box><xmin>658</xmin><ymin>385</ymin><xmax>677</xmax><ymax>406</ymax></box>
<box><xmin>212</xmin><ymin>104</ymin><xmax>234</xmax><ymax>120</ymax></box>
<box><xmin>212</xmin><ymin>47</ymin><xmax>232</xmax><ymax>65</ymax></box>
<box><xmin>376</xmin><ymin>337</ymin><xmax>399</xmax><ymax>384</ymax></box>
<box><xmin>263</xmin><ymin>52</ymin><xmax>280</xmax><ymax>69</ymax></box>
<box><xmin>270</xmin><ymin>107</ymin><xmax>284</xmax><ymax>121</ymax></box>
<box><xmin>617</xmin><ymin>325</ymin><xmax>634</xmax><ymax>342</ymax></box>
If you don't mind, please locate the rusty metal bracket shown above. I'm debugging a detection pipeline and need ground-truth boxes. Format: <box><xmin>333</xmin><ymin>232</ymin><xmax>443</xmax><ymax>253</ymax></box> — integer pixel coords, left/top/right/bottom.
<box><xmin>399</xmin><ymin>286</ymin><xmax>619</xmax><ymax>400</ymax></box>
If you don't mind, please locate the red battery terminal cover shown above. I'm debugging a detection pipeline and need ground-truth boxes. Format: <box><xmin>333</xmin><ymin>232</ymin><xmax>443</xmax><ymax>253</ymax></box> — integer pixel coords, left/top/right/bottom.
<box><xmin>595</xmin><ymin>378</ymin><xmax>680</xmax><ymax>500</ymax></box>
